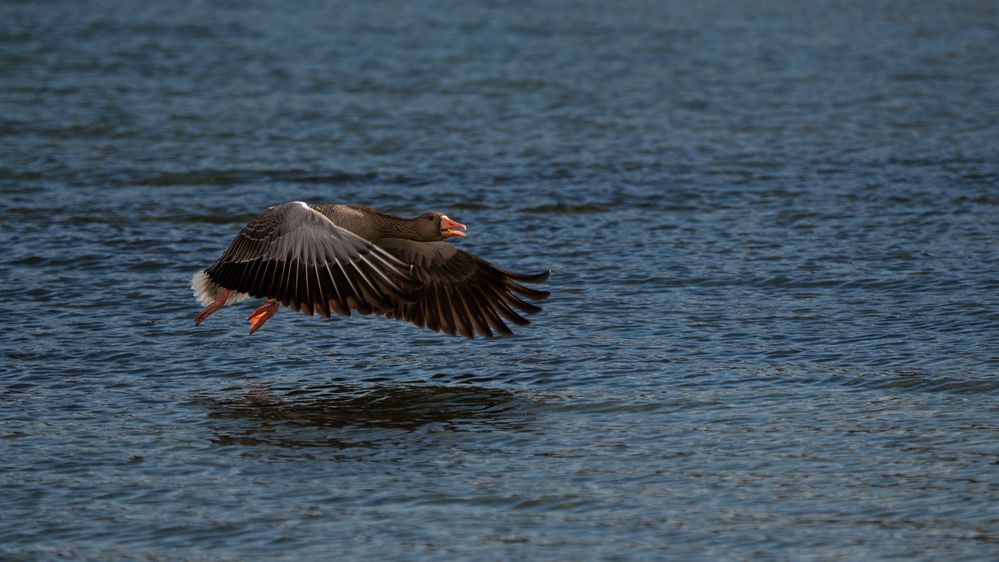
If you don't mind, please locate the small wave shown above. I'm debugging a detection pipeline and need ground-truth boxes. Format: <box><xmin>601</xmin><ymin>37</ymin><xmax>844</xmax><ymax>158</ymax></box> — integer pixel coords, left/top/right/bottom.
<box><xmin>520</xmin><ymin>203</ymin><xmax>608</xmax><ymax>214</ymax></box>
<box><xmin>828</xmin><ymin>371</ymin><xmax>999</xmax><ymax>395</ymax></box>
<box><xmin>136</xmin><ymin>169</ymin><xmax>381</xmax><ymax>187</ymax></box>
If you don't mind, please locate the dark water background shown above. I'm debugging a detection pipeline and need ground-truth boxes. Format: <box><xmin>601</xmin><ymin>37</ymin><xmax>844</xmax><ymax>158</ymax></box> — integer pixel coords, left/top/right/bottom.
<box><xmin>2</xmin><ymin>1</ymin><xmax>998</xmax><ymax>560</ymax></box>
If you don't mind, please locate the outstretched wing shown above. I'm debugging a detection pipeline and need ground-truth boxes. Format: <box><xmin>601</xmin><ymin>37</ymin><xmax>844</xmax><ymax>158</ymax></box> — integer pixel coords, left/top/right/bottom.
<box><xmin>202</xmin><ymin>202</ymin><xmax>420</xmax><ymax>317</ymax></box>
<box><xmin>378</xmin><ymin>239</ymin><xmax>550</xmax><ymax>338</ymax></box>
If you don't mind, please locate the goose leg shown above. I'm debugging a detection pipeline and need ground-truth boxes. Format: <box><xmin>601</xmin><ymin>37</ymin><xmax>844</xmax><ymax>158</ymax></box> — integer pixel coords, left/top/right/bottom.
<box><xmin>248</xmin><ymin>299</ymin><xmax>281</xmax><ymax>334</ymax></box>
<box><xmin>195</xmin><ymin>289</ymin><xmax>231</xmax><ymax>326</ymax></box>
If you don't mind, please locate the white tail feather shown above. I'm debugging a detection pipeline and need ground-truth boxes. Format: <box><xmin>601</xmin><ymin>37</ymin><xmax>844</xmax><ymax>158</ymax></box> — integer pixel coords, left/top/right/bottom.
<box><xmin>191</xmin><ymin>271</ymin><xmax>250</xmax><ymax>306</ymax></box>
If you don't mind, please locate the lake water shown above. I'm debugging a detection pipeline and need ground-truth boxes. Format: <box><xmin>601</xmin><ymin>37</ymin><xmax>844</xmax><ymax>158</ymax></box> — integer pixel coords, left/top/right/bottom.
<box><xmin>2</xmin><ymin>1</ymin><xmax>997</xmax><ymax>560</ymax></box>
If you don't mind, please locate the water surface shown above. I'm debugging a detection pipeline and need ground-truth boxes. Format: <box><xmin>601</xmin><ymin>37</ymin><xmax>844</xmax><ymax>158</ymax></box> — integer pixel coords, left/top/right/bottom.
<box><xmin>1</xmin><ymin>1</ymin><xmax>997</xmax><ymax>560</ymax></box>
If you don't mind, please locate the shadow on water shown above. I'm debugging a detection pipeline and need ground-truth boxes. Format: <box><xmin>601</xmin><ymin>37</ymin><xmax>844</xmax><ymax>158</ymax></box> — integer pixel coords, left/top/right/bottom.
<box><xmin>200</xmin><ymin>382</ymin><xmax>541</xmax><ymax>450</ymax></box>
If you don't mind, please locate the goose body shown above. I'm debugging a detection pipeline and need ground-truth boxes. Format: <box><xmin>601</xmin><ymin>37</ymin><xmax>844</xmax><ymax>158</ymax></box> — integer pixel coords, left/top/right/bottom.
<box><xmin>192</xmin><ymin>202</ymin><xmax>550</xmax><ymax>338</ymax></box>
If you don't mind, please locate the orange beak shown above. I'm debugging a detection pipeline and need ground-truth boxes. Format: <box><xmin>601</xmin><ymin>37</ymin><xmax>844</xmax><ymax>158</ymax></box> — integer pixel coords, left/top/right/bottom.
<box><xmin>440</xmin><ymin>215</ymin><xmax>466</xmax><ymax>238</ymax></box>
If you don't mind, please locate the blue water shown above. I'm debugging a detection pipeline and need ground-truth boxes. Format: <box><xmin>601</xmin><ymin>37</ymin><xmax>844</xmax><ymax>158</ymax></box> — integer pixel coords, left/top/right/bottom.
<box><xmin>2</xmin><ymin>1</ymin><xmax>998</xmax><ymax>560</ymax></box>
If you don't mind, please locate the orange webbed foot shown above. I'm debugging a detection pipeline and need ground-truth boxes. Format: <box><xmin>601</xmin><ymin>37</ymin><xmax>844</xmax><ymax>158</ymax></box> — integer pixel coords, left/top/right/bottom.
<box><xmin>195</xmin><ymin>289</ymin><xmax>230</xmax><ymax>326</ymax></box>
<box><xmin>248</xmin><ymin>299</ymin><xmax>281</xmax><ymax>334</ymax></box>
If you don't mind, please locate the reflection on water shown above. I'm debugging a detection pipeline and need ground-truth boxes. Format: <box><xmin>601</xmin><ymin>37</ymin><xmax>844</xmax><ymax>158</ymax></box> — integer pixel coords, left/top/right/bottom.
<box><xmin>204</xmin><ymin>383</ymin><xmax>538</xmax><ymax>449</ymax></box>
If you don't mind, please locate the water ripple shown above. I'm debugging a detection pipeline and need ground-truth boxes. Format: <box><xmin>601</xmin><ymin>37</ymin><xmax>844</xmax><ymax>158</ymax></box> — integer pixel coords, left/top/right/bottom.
<box><xmin>2</xmin><ymin>1</ymin><xmax>998</xmax><ymax>561</ymax></box>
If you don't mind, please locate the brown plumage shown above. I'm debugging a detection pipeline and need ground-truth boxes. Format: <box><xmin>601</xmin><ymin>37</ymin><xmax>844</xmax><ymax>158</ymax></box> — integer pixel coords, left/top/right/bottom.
<box><xmin>192</xmin><ymin>201</ymin><xmax>550</xmax><ymax>338</ymax></box>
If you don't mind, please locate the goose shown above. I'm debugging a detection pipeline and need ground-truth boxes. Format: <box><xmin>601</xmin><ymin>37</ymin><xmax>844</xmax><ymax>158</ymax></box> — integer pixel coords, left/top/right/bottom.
<box><xmin>192</xmin><ymin>202</ymin><xmax>549</xmax><ymax>338</ymax></box>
